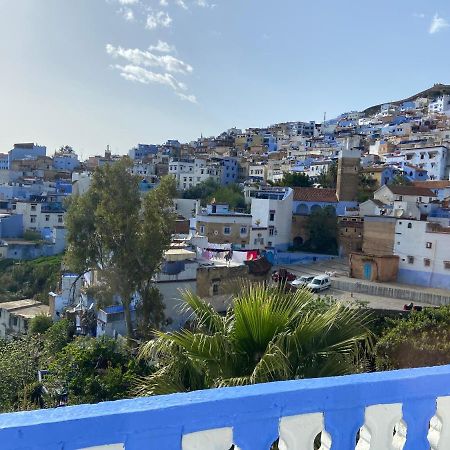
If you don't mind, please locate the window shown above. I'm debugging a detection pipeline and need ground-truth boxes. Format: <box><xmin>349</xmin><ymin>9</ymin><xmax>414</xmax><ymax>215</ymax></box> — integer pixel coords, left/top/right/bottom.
<box><xmin>199</xmin><ymin>225</ymin><xmax>205</xmax><ymax>234</ymax></box>
<box><xmin>240</xmin><ymin>227</ymin><xmax>247</xmax><ymax>235</ymax></box>
<box><xmin>30</xmin><ymin>215</ymin><xmax>36</xmax><ymax>223</ymax></box>
<box><xmin>407</xmin><ymin>223</ymin><xmax>412</xmax><ymax>229</ymax></box>
<box><xmin>269</xmin><ymin>226</ymin><xmax>274</xmax><ymax>236</ymax></box>
<box><xmin>13</xmin><ymin>316</ymin><xmax>18</xmax><ymax>326</ymax></box>
<box><xmin>212</xmin><ymin>283</ymin><xmax>219</xmax><ymax>295</ymax></box>
<box><xmin>267</xmin><ymin>241</ymin><xmax>272</xmax><ymax>247</ymax></box>
<box><xmin>223</xmin><ymin>226</ymin><xmax>231</xmax><ymax>235</ymax></box>
<box><xmin>426</xmin><ymin>242</ymin><xmax>432</xmax><ymax>249</ymax></box>
<box><xmin>424</xmin><ymin>258</ymin><xmax>431</xmax><ymax>267</ymax></box>
<box><xmin>45</xmin><ymin>215</ymin><xmax>50</xmax><ymax>222</ymax></box>
<box><xmin>407</xmin><ymin>256</ymin><xmax>414</xmax><ymax>264</ymax></box>
<box><xmin>58</xmin><ymin>215</ymin><xmax>63</xmax><ymax>223</ymax></box>
<box><xmin>31</xmin><ymin>204</ymin><xmax>37</xmax><ymax>211</ymax></box>
<box><xmin>269</xmin><ymin>210</ymin><xmax>275</xmax><ymax>221</ymax></box>
<box><xmin>444</xmin><ymin>261</ymin><xmax>450</xmax><ymax>270</ymax></box>
<box><xmin>418</xmin><ymin>197</ymin><xmax>422</xmax><ymax>202</ymax></box>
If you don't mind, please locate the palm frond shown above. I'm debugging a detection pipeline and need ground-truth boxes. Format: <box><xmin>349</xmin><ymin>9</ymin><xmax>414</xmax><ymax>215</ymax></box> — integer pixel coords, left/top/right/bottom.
<box><xmin>180</xmin><ymin>290</ymin><xmax>226</xmax><ymax>333</ymax></box>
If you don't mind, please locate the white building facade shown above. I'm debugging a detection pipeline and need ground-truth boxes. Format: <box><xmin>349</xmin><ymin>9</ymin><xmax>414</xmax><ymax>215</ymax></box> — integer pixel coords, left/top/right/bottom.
<box><xmin>394</xmin><ymin>219</ymin><xmax>450</xmax><ymax>290</ymax></box>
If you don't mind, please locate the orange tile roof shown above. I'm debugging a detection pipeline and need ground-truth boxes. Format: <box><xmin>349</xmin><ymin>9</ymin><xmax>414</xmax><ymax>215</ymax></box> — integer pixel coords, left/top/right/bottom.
<box><xmin>293</xmin><ymin>187</ymin><xmax>338</xmax><ymax>203</ymax></box>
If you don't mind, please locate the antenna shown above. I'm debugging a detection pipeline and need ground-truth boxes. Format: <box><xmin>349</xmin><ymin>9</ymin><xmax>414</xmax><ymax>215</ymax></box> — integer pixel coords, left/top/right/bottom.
<box><xmin>323</xmin><ymin>112</ymin><xmax>326</xmax><ymax>123</ymax></box>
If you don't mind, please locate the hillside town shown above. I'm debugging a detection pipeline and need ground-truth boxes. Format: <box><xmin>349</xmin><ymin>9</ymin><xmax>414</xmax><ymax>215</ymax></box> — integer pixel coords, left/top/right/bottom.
<box><xmin>1</xmin><ymin>84</ymin><xmax>450</xmax><ymax>339</ymax></box>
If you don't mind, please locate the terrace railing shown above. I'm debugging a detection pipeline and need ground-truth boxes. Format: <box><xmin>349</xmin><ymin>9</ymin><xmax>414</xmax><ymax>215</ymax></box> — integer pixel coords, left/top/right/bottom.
<box><xmin>0</xmin><ymin>365</ymin><xmax>449</xmax><ymax>449</ymax></box>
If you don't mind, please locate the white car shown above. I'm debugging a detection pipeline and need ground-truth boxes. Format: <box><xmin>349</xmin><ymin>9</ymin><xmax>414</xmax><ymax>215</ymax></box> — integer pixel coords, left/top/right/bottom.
<box><xmin>307</xmin><ymin>275</ymin><xmax>331</xmax><ymax>293</ymax></box>
<box><xmin>291</xmin><ymin>275</ymin><xmax>314</xmax><ymax>288</ymax></box>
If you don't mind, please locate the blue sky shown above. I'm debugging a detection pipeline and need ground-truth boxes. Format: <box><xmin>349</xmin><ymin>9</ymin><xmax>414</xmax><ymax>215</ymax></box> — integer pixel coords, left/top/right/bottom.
<box><xmin>0</xmin><ymin>0</ymin><xmax>449</xmax><ymax>157</ymax></box>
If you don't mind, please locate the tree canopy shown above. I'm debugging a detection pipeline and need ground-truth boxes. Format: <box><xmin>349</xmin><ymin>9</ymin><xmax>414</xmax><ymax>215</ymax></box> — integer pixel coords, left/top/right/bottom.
<box><xmin>273</xmin><ymin>172</ymin><xmax>313</xmax><ymax>188</ymax></box>
<box><xmin>65</xmin><ymin>159</ymin><xmax>176</xmax><ymax>337</ymax></box>
<box><xmin>134</xmin><ymin>283</ymin><xmax>373</xmax><ymax>395</ymax></box>
<box><xmin>301</xmin><ymin>206</ymin><xmax>338</xmax><ymax>254</ymax></box>
<box><xmin>375</xmin><ymin>306</ymin><xmax>450</xmax><ymax>371</ymax></box>
<box><xmin>183</xmin><ymin>179</ymin><xmax>246</xmax><ymax>210</ymax></box>
<box><xmin>316</xmin><ymin>161</ymin><xmax>337</xmax><ymax>188</ymax></box>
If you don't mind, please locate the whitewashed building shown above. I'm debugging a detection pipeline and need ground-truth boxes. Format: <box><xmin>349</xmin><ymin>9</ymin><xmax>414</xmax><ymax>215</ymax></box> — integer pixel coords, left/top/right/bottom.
<box><xmin>394</xmin><ymin>219</ymin><xmax>450</xmax><ymax>290</ymax></box>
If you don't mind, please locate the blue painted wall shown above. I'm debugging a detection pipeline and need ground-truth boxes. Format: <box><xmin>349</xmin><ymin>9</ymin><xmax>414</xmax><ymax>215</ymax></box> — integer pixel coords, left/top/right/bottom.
<box><xmin>0</xmin><ymin>214</ymin><xmax>23</xmax><ymax>238</ymax></box>
<box><xmin>398</xmin><ymin>268</ymin><xmax>450</xmax><ymax>290</ymax></box>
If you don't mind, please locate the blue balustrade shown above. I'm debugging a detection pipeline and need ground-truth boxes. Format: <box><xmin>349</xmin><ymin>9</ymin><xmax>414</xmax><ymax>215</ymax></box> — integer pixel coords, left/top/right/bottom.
<box><xmin>0</xmin><ymin>365</ymin><xmax>449</xmax><ymax>449</ymax></box>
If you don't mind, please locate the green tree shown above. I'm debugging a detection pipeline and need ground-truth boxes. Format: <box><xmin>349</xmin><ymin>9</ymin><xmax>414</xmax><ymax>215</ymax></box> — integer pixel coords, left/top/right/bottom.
<box><xmin>389</xmin><ymin>174</ymin><xmax>412</xmax><ymax>186</ymax></box>
<box><xmin>206</xmin><ymin>184</ymin><xmax>246</xmax><ymax>210</ymax></box>
<box><xmin>316</xmin><ymin>161</ymin><xmax>337</xmax><ymax>188</ymax></box>
<box><xmin>375</xmin><ymin>306</ymin><xmax>450</xmax><ymax>371</ymax></box>
<box><xmin>0</xmin><ymin>337</ymin><xmax>41</xmax><ymax>412</ymax></box>
<box><xmin>356</xmin><ymin>174</ymin><xmax>377</xmax><ymax>203</ymax></box>
<box><xmin>274</xmin><ymin>172</ymin><xmax>313</xmax><ymax>188</ymax></box>
<box><xmin>134</xmin><ymin>283</ymin><xmax>373</xmax><ymax>396</ymax></box>
<box><xmin>182</xmin><ymin>178</ymin><xmax>220</xmax><ymax>201</ymax></box>
<box><xmin>47</xmin><ymin>336</ymin><xmax>146</xmax><ymax>405</ymax></box>
<box><xmin>304</xmin><ymin>206</ymin><xmax>338</xmax><ymax>254</ymax></box>
<box><xmin>28</xmin><ymin>315</ymin><xmax>53</xmax><ymax>335</ymax></box>
<box><xmin>42</xmin><ymin>318</ymin><xmax>75</xmax><ymax>358</ymax></box>
<box><xmin>65</xmin><ymin>159</ymin><xmax>176</xmax><ymax>337</ymax></box>
<box><xmin>0</xmin><ymin>256</ymin><xmax>62</xmax><ymax>303</ymax></box>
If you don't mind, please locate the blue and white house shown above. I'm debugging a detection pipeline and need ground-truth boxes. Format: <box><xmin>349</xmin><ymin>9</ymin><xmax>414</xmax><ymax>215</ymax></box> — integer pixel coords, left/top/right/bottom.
<box><xmin>394</xmin><ymin>218</ymin><xmax>450</xmax><ymax>290</ymax></box>
<box><xmin>7</xmin><ymin>143</ymin><xmax>46</xmax><ymax>169</ymax></box>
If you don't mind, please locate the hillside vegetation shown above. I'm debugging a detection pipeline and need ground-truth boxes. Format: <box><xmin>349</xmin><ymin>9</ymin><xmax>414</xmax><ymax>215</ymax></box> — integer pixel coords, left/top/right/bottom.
<box><xmin>0</xmin><ymin>256</ymin><xmax>62</xmax><ymax>304</ymax></box>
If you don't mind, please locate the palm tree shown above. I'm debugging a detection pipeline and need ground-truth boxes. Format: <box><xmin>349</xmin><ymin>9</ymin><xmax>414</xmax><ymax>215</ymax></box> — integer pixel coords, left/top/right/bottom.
<box><xmin>134</xmin><ymin>283</ymin><xmax>373</xmax><ymax>396</ymax></box>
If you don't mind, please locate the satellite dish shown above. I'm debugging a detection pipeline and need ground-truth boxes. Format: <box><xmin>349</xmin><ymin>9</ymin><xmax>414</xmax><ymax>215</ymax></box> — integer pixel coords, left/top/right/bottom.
<box><xmin>394</xmin><ymin>209</ymin><xmax>405</xmax><ymax>218</ymax></box>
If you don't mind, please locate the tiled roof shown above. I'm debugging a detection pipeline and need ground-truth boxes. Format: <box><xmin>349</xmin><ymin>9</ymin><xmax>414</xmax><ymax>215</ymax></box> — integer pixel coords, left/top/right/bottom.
<box><xmin>412</xmin><ymin>180</ymin><xmax>450</xmax><ymax>189</ymax></box>
<box><xmin>293</xmin><ymin>187</ymin><xmax>338</xmax><ymax>203</ymax></box>
<box><xmin>388</xmin><ymin>185</ymin><xmax>437</xmax><ymax>197</ymax></box>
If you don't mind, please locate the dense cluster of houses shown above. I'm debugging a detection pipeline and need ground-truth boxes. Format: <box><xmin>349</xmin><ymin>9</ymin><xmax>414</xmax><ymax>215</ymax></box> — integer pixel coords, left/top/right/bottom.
<box><xmin>1</xmin><ymin>84</ymin><xmax>450</xmax><ymax>339</ymax></box>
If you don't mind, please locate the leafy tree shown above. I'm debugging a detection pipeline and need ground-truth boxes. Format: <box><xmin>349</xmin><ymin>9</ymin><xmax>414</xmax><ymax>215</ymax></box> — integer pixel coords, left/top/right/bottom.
<box><xmin>42</xmin><ymin>319</ymin><xmax>75</xmax><ymax>358</ymax></box>
<box><xmin>304</xmin><ymin>206</ymin><xmax>338</xmax><ymax>254</ymax></box>
<box><xmin>65</xmin><ymin>159</ymin><xmax>176</xmax><ymax>337</ymax></box>
<box><xmin>206</xmin><ymin>184</ymin><xmax>246</xmax><ymax>210</ymax></box>
<box><xmin>356</xmin><ymin>174</ymin><xmax>377</xmax><ymax>203</ymax></box>
<box><xmin>316</xmin><ymin>161</ymin><xmax>337</xmax><ymax>188</ymax></box>
<box><xmin>274</xmin><ymin>172</ymin><xmax>313</xmax><ymax>187</ymax></box>
<box><xmin>389</xmin><ymin>174</ymin><xmax>412</xmax><ymax>186</ymax></box>
<box><xmin>47</xmin><ymin>336</ymin><xmax>147</xmax><ymax>405</ymax></box>
<box><xmin>375</xmin><ymin>306</ymin><xmax>450</xmax><ymax>371</ymax></box>
<box><xmin>182</xmin><ymin>178</ymin><xmax>220</xmax><ymax>201</ymax></box>
<box><xmin>28</xmin><ymin>315</ymin><xmax>53</xmax><ymax>335</ymax></box>
<box><xmin>183</xmin><ymin>179</ymin><xmax>246</xmax><ymax>210</ymax></box>
<box><xmin>134</xmin><ymin>284</ymin><xmax>373</xmax><ymax>395</ymax></box>
<box><xmin>0</xmin><ymin>337</ymin><xmax>42</xmax><ymax>412</ymax></box>
<box><xmin>0</xmin><ymin>256</ymin><xmax>62</xmax><ymax>303</ymax></box>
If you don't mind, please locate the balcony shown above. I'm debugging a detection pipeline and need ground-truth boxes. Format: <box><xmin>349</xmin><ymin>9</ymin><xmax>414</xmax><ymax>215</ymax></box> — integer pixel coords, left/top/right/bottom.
<box><xmin>0</xmin><ymin>365</ymin><xmax>449</xmax><ymax>449</ymax></box>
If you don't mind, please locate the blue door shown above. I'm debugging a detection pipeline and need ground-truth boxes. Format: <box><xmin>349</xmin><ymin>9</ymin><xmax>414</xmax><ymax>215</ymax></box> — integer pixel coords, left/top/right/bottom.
<box><xmin>364</xmin><ymin>263</ymin><xmax>372</xmax><ymax>280</ymax></box>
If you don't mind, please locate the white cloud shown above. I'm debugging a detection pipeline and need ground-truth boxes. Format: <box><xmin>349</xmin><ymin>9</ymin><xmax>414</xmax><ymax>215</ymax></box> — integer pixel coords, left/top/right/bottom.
<box><xmin>114</xmin><ymin>64</ymin><xmax>186</xmax><ymax>91</ymax></box>
<box><xmin>176</xmin><ymin>92</ymin><xmax>198</xmax><ymax>103</ymax></box>
<box><xmin>429</xmin><ymin>13</ymin><xmax>449</xmax><ymax>34</ymax></box>
<box><xmin>121</xmin><ymin>7</ymin><xmax>135</xmax><ymax>21</ymax></box>
<box><xmin>146</xmin><ymin>11</ymin><xmax>172</xmax><ymax>29</ymax></box>
<box><xmin>196</xmin><ymin>0</ymin><xmax>215</xmax><ymax>8</ymax></box>
<box><xmin>118</xmin><ymin>0</ymin><xmax>138</xmax><ymax>4</ymax></box>
<box><xmin>413</xmin><ymin>12</ymin><xmax>425</xmax><ymax>19</ymax></box>
<box><xmin>106</xmin><ymin>44</ymin><xmax>192</xmax><ymax>74</ymax></box>
<box><xmin>149</xmin><ymin>40</ymin><xmax>176</xmax><ymax>53</ymax></box>
<box><xmin>159</xmin><ymin>0</ymin><xmax>168</xmax><ymax>6</ymax></box>
<box><xmin>176</xmin><ymin>0</ymin><xmax>189</xmax><ymax>10</ymax></box>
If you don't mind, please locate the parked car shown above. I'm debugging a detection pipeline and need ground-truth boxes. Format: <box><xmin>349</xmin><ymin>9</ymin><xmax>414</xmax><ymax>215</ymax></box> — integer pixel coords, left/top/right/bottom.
<box><xmin>307</xmin><ymin>275</ymin><xmax>331</xmax><ymax>293</ymax></box>
<box><xmin>290</xmin><ymin>275</ymin><xmax>315</xmax><ymax>288</ymax></box>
